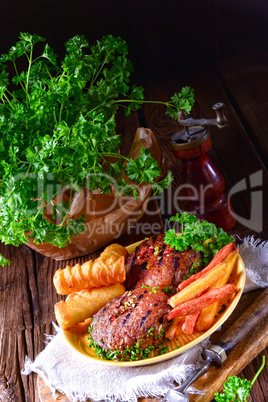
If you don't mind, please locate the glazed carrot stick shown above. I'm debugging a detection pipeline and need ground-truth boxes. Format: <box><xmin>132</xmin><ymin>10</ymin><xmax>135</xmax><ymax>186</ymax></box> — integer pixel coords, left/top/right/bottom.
<box><xmin>165</xmin><ymin>317</ymin><xmax>183</xmax><ymax>340</ymax></box>
<box><xmin>178</xmin><ymin>242</ymin><xmax>236</xmax><ymax>291</ymax></box>
<box><xmin>195</xmin><ymin>251</ymin><xmax>239</xmax><ymax>331</ymax></box>
<box><xmin>182</xmin><ymin>312</ymin><xmax>200</xmax><ymax>334</ymax></box>
<box><xmin>168</xmin><ymin>262</ymin><xmax>227</xmax><ymax>308</ymax></box>
<box><xmin>166</xmin><ymin>284</ymin><xmax>237</xmax><ymax>320</ymax></box>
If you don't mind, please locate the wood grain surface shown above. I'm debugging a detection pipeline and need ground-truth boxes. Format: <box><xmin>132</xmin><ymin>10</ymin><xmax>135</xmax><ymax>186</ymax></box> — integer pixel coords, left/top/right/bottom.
<box><xmin>0</xmin><ymin>50</ymin><xmax>267</xmax><ymax>402</ymax></box>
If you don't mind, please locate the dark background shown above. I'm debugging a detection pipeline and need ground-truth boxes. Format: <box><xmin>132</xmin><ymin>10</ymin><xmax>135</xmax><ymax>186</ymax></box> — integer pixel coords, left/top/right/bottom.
<box><xmin>1</xmin><ymin>0</ymin><xmax>268</xmax><ymax>86</ymax></box>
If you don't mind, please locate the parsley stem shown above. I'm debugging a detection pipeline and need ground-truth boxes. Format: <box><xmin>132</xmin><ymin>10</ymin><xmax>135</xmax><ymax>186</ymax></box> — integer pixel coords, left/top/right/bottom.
<box><xmin>33</xmin><ymin>200</ymin><xmax>46</xmax><ymax>220</ymax></box>
<box><xmin>25</xmin><ymin>42</ymin><xmax>33</xmax><ymax>105</ymax></box>
<box><xmin>59</xmin><ymin>103</ymin><xmax>64</xmax><ymax>122</ymax></box>
<box><xmin>58</xmin><ymin>188</ymin><xmax>73</xmax><ymax>228</ymax></box>
<box><xmin>89</xmin><ymin>50</ymin><xmax>113</xmax><ymax>90</ymax></box>
<box><xmin>101</xmin><ymin>152</ymin><xmax>129</xmax><ymax>161</ymax></box>
<box><xmin>32</xmin><ymin>55</ymin><xmax>44</xmax><ymax>64</ymax></box>
<box><xmin>88</xmin><ymin>99</ymin><xmax>175</xmax><ymax>115</ymax></box>
<box><xmin>113</xmin><ymin>99</ymin><xmax>174</xmax><ymax>108</ymax></box>
<box><xmin>53</xmin><ymin>108</ymin><xmax>58</xmax><ymax>124</ymax></box>
<box><xmin>45</xmin><ymin>67</ymin><xmax>53</xmax><ymax>80</ymax></box>
<box><xmin>2</xmin><ymin>88</ymin><xmax>20</xmax><ymax>108</ymax></box>
<box><xmin>251</xmin><ymin>355</ymin><xmax>265</xmax><ymax>386</ymax></box>
<box><xmin>13</xmin><ymin>61</ymin><xmax>26</xmax><ymax>92</ymax></box>
<box><xmin>1</xmin><ymin>93</ymin><xmax>14</xmax><ymax>110</ymax></box>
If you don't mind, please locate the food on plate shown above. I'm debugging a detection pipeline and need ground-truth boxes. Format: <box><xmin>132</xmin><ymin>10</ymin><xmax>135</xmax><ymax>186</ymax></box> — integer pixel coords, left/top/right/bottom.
<box><xmin>166</xmin><ymin>247</ymin><xmax>240</xmax><ymax>334</ymax></box>
<box><xmin>178</xmin><ymin>242</ymin><xmax>236</xmax><ymax>291</ymax></box>
<box><xmin>165</xmin><ymin>316</ymin><xmax>183</xmax><ymax>340</ymax></box>
<box><xmin>182</xmin><ymin>312</ymin><xmax>200</xmax><ymax>335</ymax></box>
<box><xmin>57</xmin><ymin>213</ymin><xmax>242</xmax><ymax>362</ymax></box>
<box><xmin>196</xmin><ymin>249</ymin><xmax>239</xmax><ymax>331</ymax></box>
<box><xmin>167</xmin><ymin>284</ymin><xmax>237</xmax><ymax>320</ymax></box>
<box><xmin>168</xmin><ymin>261</ymin><xmax>229</xmax><ymax>308</ymax></box>
<box><xmin>54</xmin><ymin>283</ymin><xmax>125</xmax><ymax>329</ymax></box>
<box><xmin>88</xmin><ymin>287</ymin><xmax>171</xmax><ymax>360</ymax></box>
<box><xmin>125</xmin><ymin>233</ymin><xmax>201</xmax><ymax>292</ymax></box>
<box><xmin>53</xmin><ymin>244</ymin><xmax>128</xmax><ymax>295</ymax></box>
<box><xmin>75</xmin><ymin>317</ymin><xmax>93</xmax><ymax>333</ymax></box>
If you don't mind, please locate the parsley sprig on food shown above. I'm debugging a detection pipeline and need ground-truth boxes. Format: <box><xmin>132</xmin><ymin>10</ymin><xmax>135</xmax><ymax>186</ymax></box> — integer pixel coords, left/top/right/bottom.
<box><xmin>0</xmin><ymin>33</ymin><xmax>195</xmax><ymax>266</ymax></box>
<box><xmin>164</xmin><ymin>212</ymin><xmax>235</xmax><ymax>266</ymax></box>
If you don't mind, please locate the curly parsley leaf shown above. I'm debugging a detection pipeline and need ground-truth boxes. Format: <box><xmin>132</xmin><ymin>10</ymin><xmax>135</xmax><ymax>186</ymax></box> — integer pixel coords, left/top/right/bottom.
<box><xmin>126</xmin><ymin>147</ymin><xmax>161</xmax><ymax>183</ymax></box>
<box><xmin>214</xmin><ymin>356</ymin><xmax>265</xmax><ymax>401</ymax></box>
<box><xmin>151</xmin><ymin>173</ymin><xmax>174</xmax><ymax>195</ymax></box>
<box><xmin>164</xmin><ymin>212</ymin><xmax>234</xmax><ymax>266</ymax></box>
<box><xmin>0</xmin><ymin>254</ymin><xmax>11</xmax><ymax>267</ymax></box>
<box><xmin>165</xmin><ymin>86</ymin><xmax>195</xmax><ymax>119</ymax></box>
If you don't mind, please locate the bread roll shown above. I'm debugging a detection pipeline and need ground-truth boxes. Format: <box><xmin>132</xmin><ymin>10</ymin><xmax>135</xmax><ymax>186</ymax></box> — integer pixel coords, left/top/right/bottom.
<box><xmin>55</xmin><ymin>283</ymin><xmax>125</xmax><ymax>329</ymax></box>
<box><xmin>53</xmin><ymin>243</ymin><xmax>128</xmax><ymax>295</ymax></box>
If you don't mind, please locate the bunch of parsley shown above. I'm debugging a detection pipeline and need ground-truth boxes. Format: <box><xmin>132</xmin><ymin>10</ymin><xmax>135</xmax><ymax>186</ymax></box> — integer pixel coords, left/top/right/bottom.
<box><xmin>0</xmin><ymin>33</ymin><xmax>194</xmax><ymax>266</ymax></box>
<box><xmin>164</xmin><ymin>212</ymin><xmax>235</xmax><ymax>267</ymax></box>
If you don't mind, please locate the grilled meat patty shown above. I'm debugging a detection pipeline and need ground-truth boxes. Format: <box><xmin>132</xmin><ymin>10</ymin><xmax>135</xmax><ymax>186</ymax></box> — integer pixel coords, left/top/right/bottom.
<box><xmin>125</xmin><ymin>233</ymin><xmax>201</xmax><ymax>292</ymax></box>
<box><xmin>90</xmin><ymin>287</ymin><xmax>170</xmax><ymax>352</ymax></box>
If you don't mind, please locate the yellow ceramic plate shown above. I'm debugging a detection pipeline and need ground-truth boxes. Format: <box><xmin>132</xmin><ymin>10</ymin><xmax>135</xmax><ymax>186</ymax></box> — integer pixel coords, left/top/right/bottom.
<box><xmin>62</xmin><ymin>238</ymin><xmax>245</xmax><ymax>367</ymax></box>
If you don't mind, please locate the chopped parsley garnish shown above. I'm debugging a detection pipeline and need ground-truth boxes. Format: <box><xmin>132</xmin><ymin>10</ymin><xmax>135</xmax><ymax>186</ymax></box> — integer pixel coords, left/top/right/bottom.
<box><xmin>88</xmin><ymin>322</ymin><xmax>168</xmax><ymax>361</ymax></box>
<box><xmin>218</xmin><ymin>304</ymin><xmax>227</xmax><ymax>315</ymax></box>
<box><xmin>159</xmin><ymin>346</ymin><xmax>168</xmax><ymax>355</ymax></box>
<box><xmin>162</xmin><ymin>287</ymin><xmax>175</xmax><ymax>294</ymax></box>
<box><xmin>146</xmin><ymin>327</ymin><xmax>155</xmax><ymax>337</ymax></box>
<box><xmin>141</xmin><ymin>285</ymin><xmax>159</xmax><ymax>294</ymax></box>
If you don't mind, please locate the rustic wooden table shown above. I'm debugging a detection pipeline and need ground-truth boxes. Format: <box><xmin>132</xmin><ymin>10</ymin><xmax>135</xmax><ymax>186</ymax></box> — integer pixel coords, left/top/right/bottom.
<box><xmin>0</xmin><ymin>50</ymin><xmax>267</xmax><ymax>401</ymax></box>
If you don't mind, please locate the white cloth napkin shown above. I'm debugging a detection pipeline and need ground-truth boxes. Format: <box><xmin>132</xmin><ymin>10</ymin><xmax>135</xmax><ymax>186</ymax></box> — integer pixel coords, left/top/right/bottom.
<box><xmin>22</xmin><ymin>236</ymin><xmax>268</xmax><ymax>402</ymax></box>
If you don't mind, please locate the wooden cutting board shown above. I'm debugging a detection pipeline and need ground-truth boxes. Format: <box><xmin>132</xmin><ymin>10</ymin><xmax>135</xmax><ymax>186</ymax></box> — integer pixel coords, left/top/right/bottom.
<box><xmin>38</xmin><ymin>288</ymin><xmax>268</xmax><ymax>402</ymax></box>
